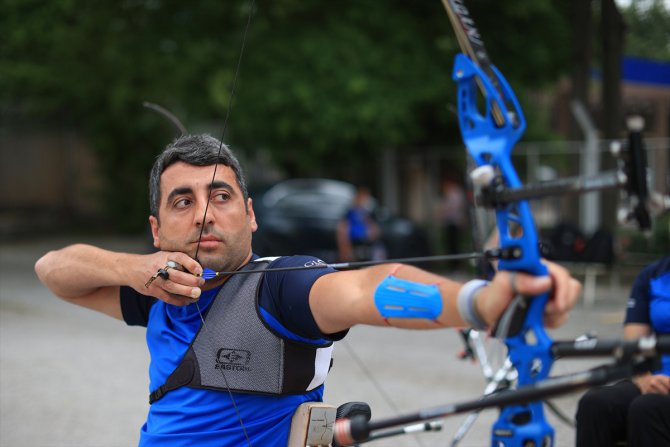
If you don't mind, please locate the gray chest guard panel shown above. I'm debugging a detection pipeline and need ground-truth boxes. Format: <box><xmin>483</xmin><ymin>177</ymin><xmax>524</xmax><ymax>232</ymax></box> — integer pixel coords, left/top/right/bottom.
<box><xmin>149</xmin><ymin>259</ymin><xmax>334</xmax><ymax>403</ymax></box>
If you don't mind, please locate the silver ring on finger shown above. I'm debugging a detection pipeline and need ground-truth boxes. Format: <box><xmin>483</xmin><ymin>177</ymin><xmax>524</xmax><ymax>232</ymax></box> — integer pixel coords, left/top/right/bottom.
<box><xmin>166</xmin><ymin>260</ymin><xmax>184</xmax><ymax>270</ymax></box>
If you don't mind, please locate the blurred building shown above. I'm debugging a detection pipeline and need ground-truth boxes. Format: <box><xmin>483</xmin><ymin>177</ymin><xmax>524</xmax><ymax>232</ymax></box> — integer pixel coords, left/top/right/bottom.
<box><xmin>554</xmin><ymin>56</ymin><xmax>670</xmax><ymax>194</ymax></box>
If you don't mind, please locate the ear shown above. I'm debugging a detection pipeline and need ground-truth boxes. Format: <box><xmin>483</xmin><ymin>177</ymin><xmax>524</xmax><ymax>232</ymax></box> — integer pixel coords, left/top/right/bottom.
<box><xmin>247</xmin><ymin>198</ymin><xmax>258</xmax><ymax>233</ymax></box>
<box><xmin>149</xmin><ymin>215</ymin><xmax>161</xmax><ymax>249</ymax></box>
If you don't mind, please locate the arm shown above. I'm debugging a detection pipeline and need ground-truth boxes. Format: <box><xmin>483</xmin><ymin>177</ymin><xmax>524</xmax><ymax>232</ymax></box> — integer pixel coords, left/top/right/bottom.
<box><xmin>309</xmin><ymin>261</ymin><xmax>580</xmax><ymax>335</ymax></box>
<box><xmin>624</xmin><ymin>321</ymin><xmax>670</xmax><ymax>395</ymax></box>
<box><xmin>623</xmin><ymin>323</ymin><xmax>652</xmax><ymax>340</ymax></box>
<box><xmin>34</xmin><ymin>244</ymin><xmax>205</xmax><ymax>319</ymax></box>
<box><xmin>364</xmin><ymin>215</ymin><xmax>381</xmax><ymax>241</ymax></box>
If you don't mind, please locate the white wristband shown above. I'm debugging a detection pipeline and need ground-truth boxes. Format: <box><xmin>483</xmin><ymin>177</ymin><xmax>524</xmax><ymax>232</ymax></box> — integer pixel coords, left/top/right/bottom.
<box><xmin>457</xmin><ymin>279</ymin><xmax>490</xmax><ymax>330</ymax></box>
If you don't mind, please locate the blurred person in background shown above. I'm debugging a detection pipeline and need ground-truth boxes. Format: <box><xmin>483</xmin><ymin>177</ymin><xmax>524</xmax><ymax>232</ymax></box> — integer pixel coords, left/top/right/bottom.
<box><xmin>435</xmin><ymin>176</ymin><xmax>466</xmax><ymax>271</ymax></box>
<box><xmin>336</xmin><ymin>185</ymin><xmax>385</xmax><ymax>262</ymax></box>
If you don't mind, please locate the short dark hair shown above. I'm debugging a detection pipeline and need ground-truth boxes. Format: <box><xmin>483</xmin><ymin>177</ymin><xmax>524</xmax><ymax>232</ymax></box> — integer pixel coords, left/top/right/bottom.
<box><xmin>149</xmin><ymin>134</ymin><xmax>248</xmax><ymax>218</ymax></box>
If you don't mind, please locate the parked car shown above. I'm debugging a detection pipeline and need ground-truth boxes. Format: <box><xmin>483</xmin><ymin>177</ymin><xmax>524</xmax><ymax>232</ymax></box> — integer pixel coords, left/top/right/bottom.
<box><xmin>251</xmin><ymin>178</ymin><xmax>430</xmax><ymax>263</ymax></box>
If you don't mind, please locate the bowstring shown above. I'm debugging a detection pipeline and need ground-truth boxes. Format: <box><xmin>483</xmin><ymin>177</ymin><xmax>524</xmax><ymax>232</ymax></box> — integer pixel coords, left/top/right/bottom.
<box><xmin>193</xmin><ymin>0</ymin><xmax>255</xmax><ymax>264</ymax></box>
<box><xmin>192</xmin><ymin>1</ymin><xmax>256</xmax><ymax>445</ymax></box>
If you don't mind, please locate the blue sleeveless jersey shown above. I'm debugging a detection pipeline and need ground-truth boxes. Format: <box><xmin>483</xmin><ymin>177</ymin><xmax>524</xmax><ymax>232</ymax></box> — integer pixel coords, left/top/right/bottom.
<box><xmin>121</xmin><ymin>256</ymin><xmax>338</xmax><ymax>446</ymax></box>
<box><xmin>625</xmin><ymin>257</ymin><xmax>670</xmax><ymax>375</ymax></box>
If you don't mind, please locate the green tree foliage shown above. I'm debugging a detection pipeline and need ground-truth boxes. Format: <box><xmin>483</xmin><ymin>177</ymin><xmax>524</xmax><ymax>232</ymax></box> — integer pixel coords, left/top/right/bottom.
<box><xmin>622</xmin><ymin>0</ymin><xmax>670</xmax><ymax>61</ymax></box>
<box><xmin>1</xmin><ymin>0</ymin><xmax>571</xmax><ymax>230</ymax></box>
<box><xmin>231</xmin><ymin>1</ymin><xmax>456</xmax><ymax>176</ymax></box>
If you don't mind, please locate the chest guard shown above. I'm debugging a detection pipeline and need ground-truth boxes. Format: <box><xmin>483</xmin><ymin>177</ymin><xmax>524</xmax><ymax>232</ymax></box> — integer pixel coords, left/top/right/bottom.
<box><xmin>149</xmin><ymin>259</ymin><xmax>334</xmax><ymax>404</ymax></box>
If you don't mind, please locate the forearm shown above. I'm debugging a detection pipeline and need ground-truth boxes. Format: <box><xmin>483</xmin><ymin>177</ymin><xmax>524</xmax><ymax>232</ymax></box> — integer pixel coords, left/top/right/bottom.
<box><xmin>311</xmin><ymin>264</ymin><xmax>468</xmax><ymax>333</ymax></box>
<box><xmin>311</xmin><ymin>260</ymin><xmax>576</xmax><ymax>334</ymax></box>
<box><xmin>35</xmin><ymin>244</ymin><xmax>139</xmax><ymax>299</ymax></box>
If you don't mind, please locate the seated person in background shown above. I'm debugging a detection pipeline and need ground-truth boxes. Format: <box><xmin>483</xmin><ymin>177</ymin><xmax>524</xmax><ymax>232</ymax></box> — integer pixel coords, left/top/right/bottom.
<box><xmin>576</xmin><ymin>256</ymin><xmax>670</xmax><ymax>447</ymax></box>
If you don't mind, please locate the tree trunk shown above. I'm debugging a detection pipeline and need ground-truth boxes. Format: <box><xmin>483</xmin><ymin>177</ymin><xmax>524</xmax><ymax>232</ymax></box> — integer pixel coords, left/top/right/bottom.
<box><xmin>601</xmin><ymin>0</ymin><xmax>626</xmax><ymax>140</ymax></box>
<box><xmin>568</xmin><ymin>0</ymin><xmax>594</xmax><ymax>225</ymax></box>
<box><xmin>571</xmin><ymin>0</ymin><xmax>593</xmax><ymax>132</ymax></box>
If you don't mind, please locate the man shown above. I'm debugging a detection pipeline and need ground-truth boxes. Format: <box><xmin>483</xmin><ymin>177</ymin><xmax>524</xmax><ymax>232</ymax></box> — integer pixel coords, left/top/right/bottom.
<box><xmin>436</xmin><ymin>176</ymin><xmax>466</xmax><ymax>271</ymax></box>
<box><xmin>35</xmin><ymin>134</ymin><xmax>581</xmax><ymax>446</ymax></box>
<box><xmin>576</xmin><ymin>256</ymin><xmax>670</xmax><ymax>446</ymax></box>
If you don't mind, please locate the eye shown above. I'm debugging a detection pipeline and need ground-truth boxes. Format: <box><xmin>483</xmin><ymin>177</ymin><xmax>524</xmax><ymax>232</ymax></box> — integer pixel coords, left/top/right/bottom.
<box><xmin>174</xmin><ymin>198</ymin><xmax>192</xmax><ymax>209</ymax></box>
<box><xmin>212</xmin><ymin>191</ymin><xmax>231</xmax><ymax>202</ymax></box>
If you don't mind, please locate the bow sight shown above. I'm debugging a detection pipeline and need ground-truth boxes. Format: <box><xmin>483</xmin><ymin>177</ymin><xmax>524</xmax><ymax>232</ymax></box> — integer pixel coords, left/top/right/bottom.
<box><xmin>471</xmin><ymin>114</ymin><xmax>667</xmax><ymax>233</ymax></box>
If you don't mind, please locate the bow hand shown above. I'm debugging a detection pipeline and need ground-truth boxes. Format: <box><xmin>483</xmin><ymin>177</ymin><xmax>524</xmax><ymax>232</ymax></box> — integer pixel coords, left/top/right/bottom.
<box><xmin>477</xmin><ymin>265</ymin><xmax>580</xmax><ymax>336</ymax></box>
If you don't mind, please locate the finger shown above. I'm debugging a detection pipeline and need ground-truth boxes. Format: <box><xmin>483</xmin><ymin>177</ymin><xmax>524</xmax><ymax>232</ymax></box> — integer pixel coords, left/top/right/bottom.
<box><xmin>491</xmin><ymin>270</ymin><xmax>549</xmax><ymax>297</ymax></box>
<box><xmin>509</xmin><ymin>272</ymin><xmax>519</xmax><ymax>295</ymax></box>
<box><xmin>164</xmin><ymin>268</ymin><xmax>204</xmax><ymax>287</ymax></box>
<box><xmin>511</xmin><ymin>271</ymin><xmax>552</xmax><ymax>296</ymax></box>
<box><xmin>545</xmin><ymin>264</ymin><xmax>566</xmax><ymax>314</ymax></box>
<box><xmin>161</xmin><ymin>278</ymin><xmax>202</xmax><ymax>300</ymax></box>
<box><xmin>546</xmin><ymin>277</ymin><xmax>581</xmax><ymax>316</ymax></box>
<box><xmin>543</xmin><ymin>311</ymin><xmax>568</xmax><ymax>329</ymax></box>
<box><xmin>169</xmin><ymin>252</ymin><xmax>203</xmax><ymax>276</ymax></box>
<box><xmin>165</xmin><ymin>261</ymin><xmax>185</xmax><ymax>272</ymax></box>
<box><xmin>649</xmin><ymin>380</ymin><xmax>665</xmax><ymax>394</ymax></box>
<box><xmin>544</xmin><ymin>263</ymin><xmax>581</xmax><ymax>315</ymax></box>
<box><xmin>654</xmin><ymin>377</ymin><xmax>670</xmax><ymax>394</ymax></box>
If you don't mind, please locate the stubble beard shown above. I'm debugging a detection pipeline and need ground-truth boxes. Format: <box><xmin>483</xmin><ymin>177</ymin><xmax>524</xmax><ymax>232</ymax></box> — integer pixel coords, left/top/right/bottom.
<box><xmin>158</xmin><ymin>230</ymin><xmax>251</xmax><ymax>274</ymax></box>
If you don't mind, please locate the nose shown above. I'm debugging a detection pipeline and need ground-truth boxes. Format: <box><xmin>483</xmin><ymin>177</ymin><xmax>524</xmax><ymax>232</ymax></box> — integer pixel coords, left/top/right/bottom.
<box><xmin>194</xmin><ymin>199</ymin><xmax>215</xmax><ymax>227</ymax></box>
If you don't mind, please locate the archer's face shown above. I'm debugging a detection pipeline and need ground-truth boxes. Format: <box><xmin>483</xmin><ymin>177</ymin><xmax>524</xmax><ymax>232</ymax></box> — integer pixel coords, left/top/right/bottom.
<box><xmin>149</xmin><ymin>161</ymin><xmax>257</xmax><ymax>274</ymax></box>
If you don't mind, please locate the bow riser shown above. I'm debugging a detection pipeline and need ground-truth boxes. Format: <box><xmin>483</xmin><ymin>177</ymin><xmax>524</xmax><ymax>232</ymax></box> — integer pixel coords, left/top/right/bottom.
<box><xmin>453</xmin><ymin>50</ymin><xmax>555</xmax><ymax>446</ymax></box>
<box><xmin>453</xmin><ymin>55</ymin><xmax>544</xmax><ymax>276</ymax></box>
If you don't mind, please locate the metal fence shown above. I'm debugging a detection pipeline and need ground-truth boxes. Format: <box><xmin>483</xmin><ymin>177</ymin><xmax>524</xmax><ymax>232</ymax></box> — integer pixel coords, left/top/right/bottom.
<box><xmin>388</xmin><ymin>138</ymin><xmax>669</xmax><ymax>260</ymax></box>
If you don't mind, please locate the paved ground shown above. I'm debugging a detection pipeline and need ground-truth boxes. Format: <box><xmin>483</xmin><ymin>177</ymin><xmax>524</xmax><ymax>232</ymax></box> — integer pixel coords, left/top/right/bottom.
<box><xmin>0</xmin><ymin>236</ymin><xmax>634</xmax><ymax>447</ymax></box>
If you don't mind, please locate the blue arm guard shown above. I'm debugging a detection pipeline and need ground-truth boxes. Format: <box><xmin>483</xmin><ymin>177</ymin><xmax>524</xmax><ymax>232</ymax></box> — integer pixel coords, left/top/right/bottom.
<box><xmin>374</xmin><ymin>276</ymin><xmax>443</xmax><ymax>320</ymax></box>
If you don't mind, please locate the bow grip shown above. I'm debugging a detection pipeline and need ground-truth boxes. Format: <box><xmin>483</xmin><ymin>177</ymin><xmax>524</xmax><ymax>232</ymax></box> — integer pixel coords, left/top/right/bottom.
<box><xmin>493</xmin><ymin>287</ymin><xmax>552</xmax><ymax>342</ymax></box>
<box><xmin>492</xmin><ymin>256</ymin><xmax>551</xmax><ymax>338</ymax></box>
<box><xmin>493</xmin><ymin>293</ymin><xmax>530</xmax><ymax>339</ymax></box>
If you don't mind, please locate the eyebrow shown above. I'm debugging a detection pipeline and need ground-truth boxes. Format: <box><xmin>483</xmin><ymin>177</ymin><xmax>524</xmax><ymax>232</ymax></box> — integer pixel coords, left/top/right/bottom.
<box><xmin>166</xmin><ymin>181</ymin><xmax>235</xmax><ymax>204</ymax></box>
<box><xmin>210</xmin><ymin>181</ymin><xmax>234</xmax><ymax>192</ymax></box>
